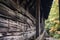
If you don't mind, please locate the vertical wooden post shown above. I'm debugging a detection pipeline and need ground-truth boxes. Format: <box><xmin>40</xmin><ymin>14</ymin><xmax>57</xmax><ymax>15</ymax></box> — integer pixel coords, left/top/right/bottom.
<box><xmin>36</xmin><ymin>0</ymin><xmax>40</xmax><ymax>38</ymax></box>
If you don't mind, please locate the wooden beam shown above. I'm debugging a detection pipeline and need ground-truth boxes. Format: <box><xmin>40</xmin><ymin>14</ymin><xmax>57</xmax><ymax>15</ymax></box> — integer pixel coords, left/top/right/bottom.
<box><xmin>36</xmin><ymin>0</ymin><xmax>40</xmax><ymax>38</ymax></box>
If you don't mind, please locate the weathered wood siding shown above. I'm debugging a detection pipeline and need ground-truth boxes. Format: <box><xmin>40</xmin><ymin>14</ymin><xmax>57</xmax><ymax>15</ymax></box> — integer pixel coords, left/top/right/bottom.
<box><xmin>0</xmin><ymin>0</ymin><xmax>36</xmax><ymax>40</ymax></box>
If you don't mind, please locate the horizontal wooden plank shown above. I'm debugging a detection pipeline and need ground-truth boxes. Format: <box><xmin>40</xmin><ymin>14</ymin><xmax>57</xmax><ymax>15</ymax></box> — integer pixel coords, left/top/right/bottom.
<box><xmin>0</xmin><ymin>0</ymin><xmax>36</xmax><ymax>24</ymax></box>
<box><xmin>0</xmin><ymin>17</ymin><xmax>36</xmax><ymax>33</ymax></box>
<box><xmin>0</xmin><ymin>28</ymin><xmax>8</xmax><ymax>32</ymax></box>
<box><xmin>0</xmin><ymin>3</ymin><xmax>36</xmax><ymax>25</ymax></box>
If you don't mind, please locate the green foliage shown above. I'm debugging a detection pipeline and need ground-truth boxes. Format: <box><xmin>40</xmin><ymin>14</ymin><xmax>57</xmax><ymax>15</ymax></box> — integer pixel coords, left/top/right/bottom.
<box><xmin>54</xmin><ymin>34</ymin><xmax>60</xmax><ymax>38</ymax></box>
<box><xmin>45</xmin><ymin>0</ymin><xmax>59</xmax><ymax>39</ymax></box>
